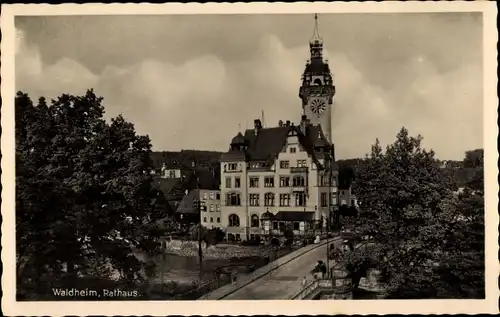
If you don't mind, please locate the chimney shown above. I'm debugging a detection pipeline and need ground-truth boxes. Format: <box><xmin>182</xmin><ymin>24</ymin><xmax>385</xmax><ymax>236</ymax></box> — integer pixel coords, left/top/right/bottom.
<box><xmin>300</xmin><ymin>115</ymin><xmax>307</xmax><ymax>135</ymax></box>
<box><xmin>278</xmin><ymin>120</ymin><xmax>284</xmax><ymax>127</ymax></box>
<box><xmin>254</xmin><ymin>119</ymin><xmax>262</xmax><ymax>136</ymax></box>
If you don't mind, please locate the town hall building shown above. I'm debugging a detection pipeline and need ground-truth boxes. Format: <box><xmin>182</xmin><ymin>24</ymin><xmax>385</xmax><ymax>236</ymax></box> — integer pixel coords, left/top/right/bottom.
<box><xmin>219</xmin><ymin>15</ymin><xmax>345</xmax><ymax>242</ymax></box>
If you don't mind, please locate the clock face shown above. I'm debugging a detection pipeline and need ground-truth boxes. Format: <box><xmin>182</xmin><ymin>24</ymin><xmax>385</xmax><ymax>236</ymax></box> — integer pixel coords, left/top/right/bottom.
<box><xmin>310</xmin><ymin>98</ymin><xmax>326</xmax><ymax>114</ymax></box>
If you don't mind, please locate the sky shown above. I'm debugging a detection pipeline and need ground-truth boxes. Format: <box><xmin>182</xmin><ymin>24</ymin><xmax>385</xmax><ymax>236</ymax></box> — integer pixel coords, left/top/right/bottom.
<box><xmin>15</xmin><ymin>12</ymin><xmax>483</xmax><ymax>160</ymax></box>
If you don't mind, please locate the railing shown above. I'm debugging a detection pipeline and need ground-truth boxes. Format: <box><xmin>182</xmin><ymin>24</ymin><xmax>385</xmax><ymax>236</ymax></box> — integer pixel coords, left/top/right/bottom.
<box><xmin>290</xmin><ymin>167</ymin><xmax>309</xmax><ymax>173</ymax></box>
<box><xmin>292</xmin><ymin>275</ymin><xmax>353</xmax><ymax>300</ymax></box>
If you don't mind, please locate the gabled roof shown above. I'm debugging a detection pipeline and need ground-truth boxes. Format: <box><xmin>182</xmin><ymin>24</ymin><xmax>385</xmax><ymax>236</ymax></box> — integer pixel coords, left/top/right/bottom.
<box><xmin>244</xmin><ymin>126</ymin><xmax>290</xmax><ymax>162</ymax></box>
<box><xmin>183</xmin><ymin>167</ymin><xmax>219</xmax><ymax>190</ymax></box>
<box><xmin>176</xmin><ymin>189</ymin><xmax>199</xmax><ymax>215</ymax></box>
<box><xmin>153</xmin><ymin>178</ymin><xmax>182</xmax><ymax>195</ymax></box>
<box><xmin>221</xmin><ymin>122</ymin><xmax>335</xmax><ymax>170</ymax></box>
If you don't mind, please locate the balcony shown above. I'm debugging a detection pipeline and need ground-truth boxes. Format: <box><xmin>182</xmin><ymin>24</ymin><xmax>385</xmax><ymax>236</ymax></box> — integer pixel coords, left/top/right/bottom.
<box><xmin>290</xmin><ymin>167</ymin><xmax>308</xmax><ymax>173</ymax></box>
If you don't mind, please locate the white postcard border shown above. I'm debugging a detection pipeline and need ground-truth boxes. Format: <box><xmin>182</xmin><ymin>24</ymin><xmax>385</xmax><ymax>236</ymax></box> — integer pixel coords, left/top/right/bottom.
<box><xmin>1</xmin><ymin>2</ymin><xmax>498</xmax><ymax>316</ymax></box>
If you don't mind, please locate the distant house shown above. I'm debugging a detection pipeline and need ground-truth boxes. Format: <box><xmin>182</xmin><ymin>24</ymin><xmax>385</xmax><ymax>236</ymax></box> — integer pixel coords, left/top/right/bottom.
<box><xmin>176</xmin><ymin>188</ymin><xmax>221</xmax><ymax>227</ymax></box>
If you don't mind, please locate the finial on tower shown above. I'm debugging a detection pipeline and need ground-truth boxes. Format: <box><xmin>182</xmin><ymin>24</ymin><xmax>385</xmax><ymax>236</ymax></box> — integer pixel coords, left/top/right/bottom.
<box><xmin>310</xmin><ymin>13</ymin><xmax>323</xmax><ymax>44</ymax></box>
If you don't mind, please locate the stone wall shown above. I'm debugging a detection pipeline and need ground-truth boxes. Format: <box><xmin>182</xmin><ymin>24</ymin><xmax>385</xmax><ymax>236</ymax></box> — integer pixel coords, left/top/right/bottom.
<box><xmin>163</xmin><ymin>239</ymin><xmax>270</xmax><ymax>259</ymax></box>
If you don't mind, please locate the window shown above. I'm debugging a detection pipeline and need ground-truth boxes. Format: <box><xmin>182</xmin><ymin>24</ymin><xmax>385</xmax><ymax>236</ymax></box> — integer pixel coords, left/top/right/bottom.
<box><xmin>297</xmin><ymin>159</ymin><xmax>307</xmax><ymax>168</ymax></box>
<box><xmin>216</xmin><ymin>204</ymin><xmax>221</xmax><ymax>212</ymax></box>
<box><xmin>251</xmin><ymin>214</ymin><xmax>259</xmax><ymax>227</ymax></box>
<box><xmin>279</xmin><ymin>176</ymin><xmax>290</xmax><ymax>187</ymax></box>
<box><xmin>235</xmin><ymin>234</ymin><xmax>241</xmax><ymax>241</ymax></box>
<box><xmin>249</xmin><ymin>194</ymin><xmax>260</xmax><ymax>206</ymax></box>
<box><xmin>293</xmin><ymin>222</ymin><xmax>300</xmax><ymax>231</ymax></box>
<box><xmin>318</xmin><ymin>175</ymin><xmax>325</xmax><ymax>187</ymax></box>
<box><xmin>225</xmin><ymin>177</ymin><xmax>232</xmax><ymax>188</ymax></box>
<box><xmin>264</xmin><ymin>193</ymin><xmax>275</xmax><ymax>206</ymax></box>
<box><xmin>227</xmin><ymin>163</ymin><xmax>238</xmax><ymax>171</ymax></box>
<box><xmin>216</xmin><ymin>193</ymin><xmax>221</xmax><ymax>200</ymax></box>
<box><xmin>203</xmin><ymin>217</ymin><xmax>207</xmax><ymax>222</ymax></box>
<box><xmin>235</xmin><ymin>177</ymin><xmax>241</xmax><ymax>188</ymax></box>
<box><xmin>203</xmin><ymin>192</ymin><xmax>208</xmax><ymax>200</ymax></box>
<box><xmin>272</xmin><ymin>222</ymin><xmax>278</xmax><ymax>230</ymax></box>
<box><xmin>226</xmin><ymin>193</ymin><xmax>241</xmax><ymax>206</ymax></box>
<box><xmin>290</xmin><ymin>147</ymin><xmax>296</xmax><ymax>153</ymax></box>
<box><xmin>331</xmin><ymin>195</ymin><xmax>337</xmax><ymax>205</ymax></box>
<box><xmin>321</xmin><ymin>193</ymin><xmax>328</xmax><ymax>207</ymax></box>
<box><xmin>251</xmin><ymin>162</ymin><xmax>265</xmax><ymax>169</ymax></box>
<box><xmin>228</xmin><ymin>233</ymin><xmax>235</xmax><ymax>241</ymax></box>
<box><xmin>279</xmin><ymin>194</ymin><xmax>291</xmax><ymax>207</ymax></box>
<box><xmin>341</xmin><ymin>190</ymin><xmax>345</xmax><ymax>195</ymax></box>
<box><xmin>169</xmin><ymin>170</ymin><xmax>176</xmax><ymax>178</ymax></box>
<box><xmin>210</xmin><ymin>192</ymin><xmax>215</xmax><ymax>199</ymax></box>
<box><xmin>341</xmin><ymin>199</ymin><xmax>347</xmax><ymax>205</ymax></box>
<box><xmin>351</xmin><ymin>199</ymin><xmax>355</xmax><ymax>206</ymax></box>
<box><xmin>249</xmin><ymin>177</ymin><xmax>259</xmax><ymax>188</ymax></box>
<box><xmin>210</xmin><ymin>217</ymin><xmax>213</xmax><ymax>223</ymax></box>
<box><xmin>292</xmin><ymin>175</ymin><xmax>305</xmax><ymax>187</ymax></box>
<box><xmin>210</xmin><ymin>205</ymin><xmax>215</xmax><ymax>212</ymax></box>
<box><xmin>217</xmin><ymin>217</ymin><xmax>221</xmax><ymax>223</ymax></box>
<box><xmin>264</xmin><ymin>176</ymin><xmax>274</xmax><ymax>188</ymax></box>
<box><xmin>279</xmin><ymin>160</ymin><xmax>290</xmax><ymax>169</ymax></box>
<box><xmin>228</xmin><ymin>214</ymin><xmax>240</xmax><ymax>227</ymax></box>
<box><xmin>295</xmin><ymin>192</ymin><xmax>307</xmax><ymax>206</ymax></box>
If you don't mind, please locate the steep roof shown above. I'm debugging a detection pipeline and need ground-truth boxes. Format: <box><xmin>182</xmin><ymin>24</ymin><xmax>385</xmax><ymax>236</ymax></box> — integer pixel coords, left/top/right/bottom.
<box><xmin>183</xmin><ymin>167</ymin><xmax>219</xmax><ymax>190</ymax></box>
<box><xmin>221</xmin><ymin>122</ymin><xmax>335</xmax><ymax>169</ymax></box>
<box><xmin>243</xmin><ymin>126</ymin><xmax>290</xmax><ymax>162</ymax></box>
<box><xmin>176</xmin><ymin>189</ymin><xmax>199</xmax><ymax>215</ymax></box>
<box><xmin>153</xmin><ymin>178</ymin><xmax>182</xmax><ymax>195</ymax></box>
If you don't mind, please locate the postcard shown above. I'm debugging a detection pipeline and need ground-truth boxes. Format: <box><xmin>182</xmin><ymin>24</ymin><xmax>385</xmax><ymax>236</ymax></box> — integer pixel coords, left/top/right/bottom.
<box><xmin>1</xmin><ymin>1</ymin><xmax>498</xmax><ymax>315</ymax></box>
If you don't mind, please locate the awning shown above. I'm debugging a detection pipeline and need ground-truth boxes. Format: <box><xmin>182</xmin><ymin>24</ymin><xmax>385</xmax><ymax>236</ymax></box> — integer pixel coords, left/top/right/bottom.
<box><xmin>260</xmin><ymin>211</ymin><xmax>276</xmax><ymax>221</ymax></box>
<box><xmin>275</xmin><ymin>211</ymin><xmax>315</xmax><ymax>222</ymax></box>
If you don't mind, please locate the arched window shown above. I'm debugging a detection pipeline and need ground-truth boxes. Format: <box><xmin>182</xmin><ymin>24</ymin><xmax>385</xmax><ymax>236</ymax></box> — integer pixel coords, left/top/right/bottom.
<box><xmin>226</xmin><ymin>192</ymin><xmax>241</xmax><ymax>206</ymax></box>
<box><xmin>228</xmin><ymin>214</ymin><xmax>240</xmax><ymax>227</ymax></box>
<box><xmin>251</xmin><ymin>214</ymin><xmax>260</xmax><ymax>228</ymax></box>
<box><xmin>264</xmin><ymin>193</ymin><xmax>275</xmax><ymax>206</ymax></box>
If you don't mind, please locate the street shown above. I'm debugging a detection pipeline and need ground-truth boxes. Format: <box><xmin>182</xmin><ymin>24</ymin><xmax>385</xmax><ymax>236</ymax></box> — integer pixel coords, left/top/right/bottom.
<box><xmin>222</xmin><ymin>238</ymin><xmax>342</xmax><ymax>300</ymax></box>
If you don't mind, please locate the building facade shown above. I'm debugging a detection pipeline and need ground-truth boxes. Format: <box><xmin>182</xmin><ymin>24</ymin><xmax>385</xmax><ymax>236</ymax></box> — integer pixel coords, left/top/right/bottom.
<box><xmin>176</xmin><ymin>189</ymin><xmax>222</xmax><ymax>228</ymax></box>
<box><xmin>219</xmin><ymin>15</ymin><xmax>345</xmax><ymax>241</ymax></box>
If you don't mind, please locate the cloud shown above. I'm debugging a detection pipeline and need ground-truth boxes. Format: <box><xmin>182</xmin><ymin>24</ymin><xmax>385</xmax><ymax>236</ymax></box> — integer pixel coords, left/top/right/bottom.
<box><xmin>15</xmin><ymin>16</ymin><xmax>482</xmax><ymax>160</ymax></box>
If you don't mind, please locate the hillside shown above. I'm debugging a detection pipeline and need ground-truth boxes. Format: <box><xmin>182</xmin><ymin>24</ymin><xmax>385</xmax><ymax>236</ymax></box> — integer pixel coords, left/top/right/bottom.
<box><xmin>152</xmin><ymin>150</ymin><xmax>223</xmax><ymax>170</ymax></box>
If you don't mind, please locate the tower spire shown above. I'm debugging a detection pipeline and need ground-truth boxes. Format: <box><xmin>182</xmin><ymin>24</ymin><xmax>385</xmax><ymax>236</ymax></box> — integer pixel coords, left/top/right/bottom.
<box><xmin>311</xmin><ymin>13</ymin><xmax>322</xmax><ymax>43</ymax></box>
<box><xmin>309</xmin><ymin>13</ymin><xmax>324</xmax><ymax>60</ymax></box>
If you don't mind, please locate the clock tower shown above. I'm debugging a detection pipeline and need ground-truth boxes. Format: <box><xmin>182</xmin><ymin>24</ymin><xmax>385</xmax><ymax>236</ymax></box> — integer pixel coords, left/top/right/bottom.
<box><xmin>299</xmin><ymin>14</ymin><xmax>336</xmax><ymax>143</ymax></box>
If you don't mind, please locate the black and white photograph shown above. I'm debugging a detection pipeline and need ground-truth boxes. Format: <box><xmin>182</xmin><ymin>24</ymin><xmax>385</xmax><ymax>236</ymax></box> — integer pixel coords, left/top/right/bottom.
<box><xmin>1</xmin><ymin>2</ymin><xmax>498</xmax><ymax>316</ymax></box>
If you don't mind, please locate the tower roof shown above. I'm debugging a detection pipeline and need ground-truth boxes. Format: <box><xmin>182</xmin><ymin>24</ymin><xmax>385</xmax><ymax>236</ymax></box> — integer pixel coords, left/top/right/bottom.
<box><xmin>309</xmin><ymin>13</ymin><xmax>323</xmax><ymax>46</ymax></box>
<box><xmin>230</xmin><ymin>132</ymin><xmax>246</xmax><ymax>146</ymax></box>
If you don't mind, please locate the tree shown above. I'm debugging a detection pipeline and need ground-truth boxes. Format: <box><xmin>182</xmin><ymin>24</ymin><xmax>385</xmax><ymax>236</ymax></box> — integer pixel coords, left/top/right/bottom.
<box><xmin>16</xmin><ymin>90</ymin><xmax>166</xmax><ymax>298</ymax></box>
<box><xmin>283</xmin><ymin>223</ymin><xmax>294</xmax><ymax>250</ymax></box>
<box><xmin>188</xmin><ymin>224</ymin><xmax>224</xmax><ymax>248</ymax></box>
<box><xmin>463</xmin><ymin>149</ymin><xmax>484</xmax><ymax>168</ymax></box>
<box><xmin>343</xmin><ymin>127</ymin><xmax>484</xmax><ymax>298</ymax></box>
